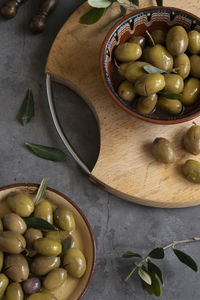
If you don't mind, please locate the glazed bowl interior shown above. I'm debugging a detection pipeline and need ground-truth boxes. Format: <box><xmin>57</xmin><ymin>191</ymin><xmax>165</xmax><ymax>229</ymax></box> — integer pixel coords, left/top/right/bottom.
<box><xmin>0</xmin><ymin>183</ymin><xmax>96</xmax><ymax>300</ymax></box>
<box><xmin>100</xmin><ymin>6</ymin><xmax>200</xmax><ymax>125</ymax></box>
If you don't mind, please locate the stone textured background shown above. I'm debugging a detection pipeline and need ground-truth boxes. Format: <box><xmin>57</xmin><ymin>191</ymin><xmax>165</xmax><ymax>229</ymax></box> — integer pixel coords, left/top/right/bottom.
<box><xmin>0</xmin><ymin>0</ymin><xmax>200</xmax><ymax>299</ymax></box>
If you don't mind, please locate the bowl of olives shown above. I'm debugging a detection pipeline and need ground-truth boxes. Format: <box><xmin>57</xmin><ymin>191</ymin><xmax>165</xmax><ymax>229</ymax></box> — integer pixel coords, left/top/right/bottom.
<box><xmin>100</xmin><ymin>6</ymin><xmax>200</xmax><ymax>124</ymax></box>
<box><xmin>0</xmin><ymin>183</ymin><xmax>96</xmax><ymax>300</ymax></box>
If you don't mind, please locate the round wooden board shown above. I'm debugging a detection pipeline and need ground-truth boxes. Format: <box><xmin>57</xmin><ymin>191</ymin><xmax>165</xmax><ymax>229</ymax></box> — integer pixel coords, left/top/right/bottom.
<box><xmin>46</xmin><ymin>0</ymin><xmax>200</xmax><ymax>208</ymax></box>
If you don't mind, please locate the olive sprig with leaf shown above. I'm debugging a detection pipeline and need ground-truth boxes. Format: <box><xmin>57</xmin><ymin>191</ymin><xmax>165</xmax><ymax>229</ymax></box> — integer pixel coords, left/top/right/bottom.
<box><xmin>123</xmin><ymin>237</ymin><xmax>200</xmax><ymax>297</ymax></box>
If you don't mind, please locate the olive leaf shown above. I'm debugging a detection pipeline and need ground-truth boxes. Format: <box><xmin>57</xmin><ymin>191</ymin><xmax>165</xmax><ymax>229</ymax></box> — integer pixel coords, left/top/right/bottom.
<box><xmin>158</xmin><ymin>91</ymin><xmax>181</xmax><ymax>100</ymax></box>
<box><xmin>24</xmin><ymin>217</ymin><xmax>57</xmax><ymax>231</ymax></box>
<box><xmin>61</xmin><ymin>236</ymin><xmax>72</xmax><ymax>256</ymax></box>
<box><xmin>122</xmin><ymin>251</ymin><xmax>142</xmax><ymax>258</ymax></box>
<box><xmin>25</xmin><ymin>142</ymin><xmax>66</xmax><ymax>161</ymax></box>
<box><xmin>88</xmin><ymin>0</ymin><xmax>112</xmax><ymax>8</ymax></box>
<box><xmin>20</xmin><ymin>89</ymin><xmax>34</xmax><ymax>126</ymax></box>
<box><xmin>143</xmin><ymin>272</ymin><xmax>161</xmax><ymax>297</ymax></box>
<box><xmin>144</xmin><ymin>65</ymin><xmax>165</xmax><ymax>74</ymax></box>
<box><xmin>138</xmin><ymin>267</ymin><xmax>152</xmax><ymax>285</ymax></box>
<box><xmin>149</xmin><ymin>248</ymin><xmax>164</xmax><ymax>259</ymax></box>
<box><xmin>156</xmin><ymin>0</ymin><xmax>163</xmax><ymax>5</ymax></box>
<box><xmin>34</xmin><ymin>178</ymin><xmax>47</xmax><ymax>204</ymax></box>
<box><xmin>173</xmin><ymin>249</ymin><xmax>198</xmax><ymax>272</ymax></box>
<box><xmin>80</xmin><ymin>7</ymin><xmax>108</xmax><ymax>24</ymax></box>
<box><xmin>147</xmin><ymin>261</ymin><xmax>163</xmax><ymax>284</ymax></box>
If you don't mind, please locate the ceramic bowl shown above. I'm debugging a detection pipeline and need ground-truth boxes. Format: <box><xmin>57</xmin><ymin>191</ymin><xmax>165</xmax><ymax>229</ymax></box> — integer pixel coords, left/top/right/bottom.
<box><xmin>0</xmin><ymin>183</ymin><xmax>96</xmax><ymax>300</ymax></box>
<box><xmin>100</xmin><ymin>6</ymin><xmax>200</xmax><ymax>125</ymax></box>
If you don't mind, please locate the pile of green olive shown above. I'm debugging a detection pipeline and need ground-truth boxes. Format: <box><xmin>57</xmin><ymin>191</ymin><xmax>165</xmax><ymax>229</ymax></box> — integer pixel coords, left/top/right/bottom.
<box><xmin>0</xmin><ymin>193</ymin><xmax>87</xmax><ymax>300</ymax></box>
<box><xmin>114</xmin><ymin>26</ymin><xmax>200</xmax><ymax>116</ymax></box>
<box><xmin>152</xmin><ymin>124</ymin><xmax>200</xmax><ymax>183</ymax></box>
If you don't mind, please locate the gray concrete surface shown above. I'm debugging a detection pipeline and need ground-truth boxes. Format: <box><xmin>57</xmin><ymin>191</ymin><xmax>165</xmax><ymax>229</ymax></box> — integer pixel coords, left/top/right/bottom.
<box><xmin>0</xmin><ymin>1</ymin><xmax>200</xmax><ymax>299</ymax></box>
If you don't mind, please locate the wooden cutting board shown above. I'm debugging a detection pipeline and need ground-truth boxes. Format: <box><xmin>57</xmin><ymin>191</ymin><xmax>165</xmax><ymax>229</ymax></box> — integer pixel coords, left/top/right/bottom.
<box><xmin>46</xmin><ymin>0</ymin><xmax>200</xmax><ymax>208</ymax></box>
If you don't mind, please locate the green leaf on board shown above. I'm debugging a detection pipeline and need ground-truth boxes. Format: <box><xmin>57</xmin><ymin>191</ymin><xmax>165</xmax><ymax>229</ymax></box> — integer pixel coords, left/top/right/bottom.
<box><xmin>122</xmin><ymin>251</ymin><xmax>142</xmax><ymax>258</ymax></box>
<box><xmin>24</xmin><ymin>217</ymin><xmax>57</xmax><ymax>231</ymax></box>
<box><xmin>158</xmin><ymin>91</ymin><xmax>181</xmax><ymax>100</ymax></box>
<box><xmin>173</xmin><ymin>248</ymin><xmax>198</xmax><ymax>272</ymax></box>
<box><xmin>156</xmin><ymin>0</ymin><xmax>163</xmax><ymax>6</ymax></box>
<box><xmin>138</xmin><ymin>267</ymin><xmax>152</xmax><ymax>285</ymax></box>
<box><xmin>25</xmin><ymin>142</ymin><xmax>66</xmax><ymax>161</ymax></box>
<box><xmin>143</xmin><ymin>272</ymin><xmax>161</xmax><ymax>297</ymax></box>
<box><xmin>149</xmin><ymin>248</ymin><xmax>165</xmax><ymax>259</ymax></box>
<box><xmin>20</xmin><ymin>89</ymin><xmax>34</xmax><ymax>126</ymax></box>
<box><xmin>144</xmin><ymin>65</ymin><xmax>165</xmax><ymax>74</ymax></box>
<box><xmin>88</xmin><ymin>0</ymin><xmax>112</xmax><ymax>8</ymax></box>
<box><xmin>34</xmin><ymin>178</ymin><xmax>47</xmax><ymax>204</ymax></box>
<box><xmin>61</xmin><ymin>236</ymin><xmax>72</xmax><ymax>256</ymax></box>
<box><xmin>147</xmin><ymin>261</ymin><xmax>163</xmax><ymax>284</ymax></box>
<box><xmin>80</xmin><ymin>7</ymin><xmax>108</xmax><ymax>24</ymax></box>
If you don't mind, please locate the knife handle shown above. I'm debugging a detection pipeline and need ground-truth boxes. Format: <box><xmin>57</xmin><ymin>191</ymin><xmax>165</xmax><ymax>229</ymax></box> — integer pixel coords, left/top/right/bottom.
<box><xmin>30</xmin><ymin>0</ymin><xmax>59</xmax><ymax>33</ymax></box>
<box><xmin>1</xmin><ymin>0</ymin><xmax>28</xmax><ymax>18</ymax></box>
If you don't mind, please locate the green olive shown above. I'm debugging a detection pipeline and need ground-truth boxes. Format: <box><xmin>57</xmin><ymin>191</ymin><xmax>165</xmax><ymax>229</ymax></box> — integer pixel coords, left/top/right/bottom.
<box><xmin>0</xmin><ymin>252</ymin><xmax>3</xmax><ymax>272</ymax></box>
<box><xmin>149</xmin><ymin>29</ymin><xmax>166</xmax><ymax>45</ymax></box>
<box><xmin>34</xmin><ymin>200</ymin><xmax>53</xmax><ymax>224</ymax></box>
<box><xmin>129</xmin><ymin>35</ymin><xmax>146</xmax><ymax>47</ymax></box>
<box><xmin>3</xmin><ymin>213</ymin><xmax>27</xmax><ymax>234</ymax></box>
<box><xmin>190</xmin><ymin>55</ymin><xmax>200</xmax><ymax>78</ymax></box>
<box><xmin>27</xmin><ymin>293</ymin><xmax>58</xmax><ymax>300</ymax></box>
<box><xmin>0</xmin><ymin>231</ymin><xmax>26</xmax><ymax>254</ymax></box>
<box><xmin>183</xmin><ymin>125</ymin><xmax>200</xmax><ymax>155</ymax></box>
<box><xmin>157</xmin><ymin>97</ymin><xmax>182</xmax><ymax>115</ymax></box>
<box><xmin>134</xmin><ymin>74</ymin><xmax>165</xmax><ymax>96</ymax></box>
<box><xmin>33</xmin><ymin>238</ymin><xmax>62</xmax><ymax>256</ymax></box>
<box><xmin>54</xmin><ymin>207</ymin><xmax>75</xmax><ymax>232</ymax></box>
<box><xmin>152</xmin><ymin>137</ymin><xmax>176</xmax><ymax>163</ymax></box>
<box><xmin>163</xmin><ymin>74</ymin><xmax>184</xmax><ymax>94</ymax></box>
<box><xmin>0</xmin><ymin>274</ymin><xmax>9</xmax><ymax>298</ymax></box>
<box><xmin>7</xmin><ymin>193</ymin><xmax>34</xmax><ymax>217</ymax></box>
<box><xmin>174</xmin><ymin>53</ymin><xmax>190</xmax><ymax>79</ymax></box>
<box><xmin>117</xmin><ymin>62</ymin><xmax>131</xmax><ymax>77</ymax></box>
<box><xmin>124</xmin><ymin>61</ymin><xmax>148</xmax><ymax>82</ymax></box>
<box><xmin>188</xmin><ymin>30</ymin><xmax>200</xmax><ymax>54</ymax></box>
<box><xmin>5</xmin><ymin>282</ymin><xmax>24</xmax><ymax>300</ymax></box>
<box><xmin>22</xmin><ymin>277</ymin><xmax>41</xmax><ymax>294</ymax></box>
<box><xmin>148</xmin><ymin>44</ymin><xmax>173</xmax><ymax>72</ymax></box>
<box><xmin>45</xmin><ymin>231</ymin><xmax>71</xmax><ymax>243</ymax></box>
<box><xmin>114</xmin><ymin>42</ymin><xmax>142</xmax><ymax>62</ymax></box>
<box><xmin>43</xmin><ymin>268</ymin><xmax>67</xmax><ymax>290</ymax></box>
<box><xmin>5</xmin><ymin>254</ymin><xmax>29</xmax><ymax>282</ymax></box>
<box><xmin>182</xmin><ymin>159</ymin><xmax>200</xmax><ymax>183</ymax></box>
<box><xmin>63</xmin><ymin>248</ymin><xmax>86</xmax><ymax>279</ymax></box>
<box><xmin>180</xmin><ymin>77</ymin><xmax>200</xmax><ymax>105</ymax></box>
<box><xmin>118</xmin><ymin>80</ymin><xmax>136</xmax><ymax>102</ymax></box>
<box><xmin>31</xmin><ymin>256</ymin><xmax>61</xmax><ymax>276</ymax></box>
<box><xmin>0</xmin><ymin>219</ymin><xmax>3</xmax><ymax>231</ymax></box>
<box><xmin>137</xmin><ymin>94</ymin><xmax>157</xmax><ymax>114</ymax></box>
<box><xmin>24</xmin><ymin>228</ymin><xmax>43</xmax><ymax>248</ymax></box>
<box><xmin>166</xmin><ymin>25</ymin><xmax>188</xmax><ymax>55</ymax></box>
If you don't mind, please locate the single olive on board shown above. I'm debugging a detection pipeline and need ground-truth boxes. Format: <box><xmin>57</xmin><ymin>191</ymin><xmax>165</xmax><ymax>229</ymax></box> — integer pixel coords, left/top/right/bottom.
<box><xmin>190</xmin><ymin>55</ymin><xmax>200</xmax><ymax>78</ymax></box>
<box><xmin>63</xmin><ymin>248</ymin><xmax>86</xmax><ymax>279</ymax></box>
<box><xmin>166</xmin><ymin>25</ymin><xmax>188</xmax><ymax>56</ymax></box>
<box><xmin>149</xmin><ymin>29</ymin><xmax>166</xmax><ymax>45</ymax></box>
<box><xmin>43</xmin><ymin>268</ymin><xmax>67</xmax><ymax>290</ymax></box>
<box><xmin>182</xmin><ymin>159</ymin><xmax>200</xmax><ymax>183</ymax></box>
<box><xmin>137</xmin><ymin>94</ymin><xmax>157</xmax><ymax>114</ymax></box>
<box><xmin>134</xmin><ymin>73</ymin><xmax>165</xmax><ymax>96</ymax></box>
<box><xmin>54</xmin><ymin>207</ymin><xmax>76</xmax><ymax>232</ymax></box>
<box><xmin>163</xmin><ymin>74</ymin><xmax>184</xmax><ymax>94</ymax></box>
<box><xmin>0</xmin><ymin>273</ymin><xmax>9</xmax><ymax>298</ymax></box>
<box><xmin>124</xmin><ymin>61</ymin><xmax>148</xmax><ymax>82</ymax></box>
<box><xmin>3</xmin><ymin>213</ymin><xmax>27</xmax><ymax>234</ymax></box>
<box><xmin>34</xmin><ymin>200</ymin><xmax>53</xmax><ymax>224</ymax></box>
<box><xmin>180</xmin><ymin>77</ymin><xmax>200</xmax><ymax>105</ymax></box>
<box><xmin>0</xmin><ymin>251</ymin><xmax>3</xmax><ymax>272</ymax></box>
<box><xmin>118</xmin><ymin>80</ymin><xmax>136</xmax><ymax>102</ymax></box>
<box><xmin>23</xmin><ymin>277</ymin><xmax>41</xmax><ymax>295</ymax></box>
<box><xmin>152</xmin><ymin>137</ymin><xmax>176</xmax><ymax>163</ymax></box>
<box><xmin>157</xmin><ymin>97</ymin><xmax>182</xmax><ymax>115</ymax></box>
<box><xmin>31</xmin><ymin>256</ymin><xmax>61</xmax><ymax>276</ymax></box>
<box><xmin>7</xmin><ymin>193</ymin><xmax>34</xmax><ymax>217</ymax></box>
<box><xmin>27</xmin><ymin>292</ymin><xmax>58</xmax><ymax>300</ymax></box>
<box><xmin>33</xmin><ymin>238</ymin><xmax>62</xmax><ymax>256</ymax></box>
<box><xmin>5</xmin><ymin>282</ymin><xmax>24</xmax><ymax>300</ymax></box>
<box><xmin>174</xmin><ymin>53</ymin><xmax>190</xmax><ymax>79</ymax></box>
<box><xmin>148</xmin><ymin>44</ymin><xmax>173</xmax><ymax>72</ymax></box>
<box><xmin>24</xmin><ymin>228</ymin><xmax>43</xmax><ymax>248</ymax></box>
<box><xmin>5</xmin><ymin>254</ymin><xmax>29</xmax><ymax>282</ymax></box>
<box><xmin>129</xmin><ymin>35</ymin><xmax>146</xmax><ymax>48</ymax></box>
<box><xmin>114</xmin><ymin>42</ymin><xmax>142</xmax><ymax>62</ymax></box>
<box><xmin>188</xmin><ymin>30</ymin><xmax>200</xmax><ymax>54</ymax></box>
<box><xmin>183</xmin><ymin>125</ymin><xmax>200</xmax><ymax>155</ymax></box>
<box><xmin>0</xmin><ymin>231</ymin><xmax>26</xmax><ymax>254</ymax></box>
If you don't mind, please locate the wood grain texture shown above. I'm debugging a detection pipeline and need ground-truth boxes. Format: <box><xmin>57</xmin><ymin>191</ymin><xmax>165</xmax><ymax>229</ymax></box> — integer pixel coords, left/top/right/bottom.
<box><xmin>46</xmin><ymin>1</ymin><xmax>200</xmax><ymax>208</ymax></box>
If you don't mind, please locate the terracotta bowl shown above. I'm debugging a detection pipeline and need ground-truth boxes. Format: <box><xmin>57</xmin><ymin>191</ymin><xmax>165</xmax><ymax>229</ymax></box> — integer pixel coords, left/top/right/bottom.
<box><xmin>100</xmin><ymin>6</ymin><xmax>200</xmax><ymax>125</ymax></box>
<box><xmin>0</xmin><ymin>183</ymin><xmax>96</xmax><ymax>300</ymax></box>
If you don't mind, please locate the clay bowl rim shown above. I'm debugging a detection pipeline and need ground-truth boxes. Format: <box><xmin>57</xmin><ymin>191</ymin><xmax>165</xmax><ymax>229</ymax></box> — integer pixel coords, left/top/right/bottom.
<box><xmin>100</xmin><ymin>6</ymin><xmax>200</xmax><ymax>125</ymax></box>
<box><xmin>0</xmin><ymin>182</ymin><xmax>96</xmax><ymax>300</ymax></box>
